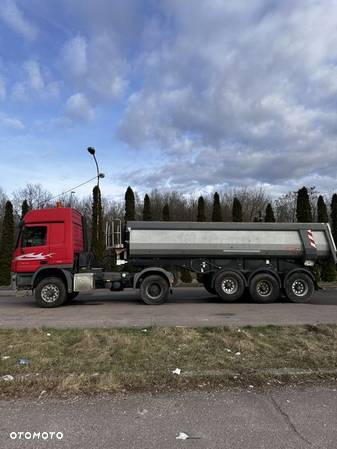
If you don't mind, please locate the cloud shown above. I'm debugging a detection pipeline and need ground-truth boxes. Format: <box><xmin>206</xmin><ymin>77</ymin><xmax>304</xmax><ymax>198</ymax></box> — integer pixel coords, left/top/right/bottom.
<box><xmin>0</xmin><ymin>113</ymin><xmax>24</xmax><ymax>130</ymax></box>
<box><xmin>60</xmin><ymin>33</ymin><xmax>128</xmax><ymax>101</ymax></box>
<box><xmin>0</xmin><ymin>0</ymin><xmax>37</xmax><ymax>41</ymax></box>
<box><xmin>11</xmin><ymin>59</ymin><xmax>60</xmax><ymax>102</ymax></box>
<box><xmin>61</xmin><ymin>35</ymin><xmax>88</xmax><ymax>79</ymax></box>
<box><xmin>65</xmin><ymin>92</ymin><xmax>95</xmax><ymax>122</ymax></box>
<box><xmin>116</xmin><ymin>0</ymin><xmax>337</xmax><ymax>193</ymax></box>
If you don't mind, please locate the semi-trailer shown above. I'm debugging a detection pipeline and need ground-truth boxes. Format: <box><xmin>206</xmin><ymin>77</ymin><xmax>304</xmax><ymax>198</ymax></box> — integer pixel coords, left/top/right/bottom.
<box><xmin>11</xmin><ymin>206</ymin><xmax>337</xmax><ymax>307</ymax></box>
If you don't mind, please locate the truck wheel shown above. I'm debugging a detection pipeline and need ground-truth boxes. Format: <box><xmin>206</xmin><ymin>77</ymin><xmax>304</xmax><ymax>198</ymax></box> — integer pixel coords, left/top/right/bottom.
<box><xmin>249</xmin><ymin>273</ymin><xmax>280</xmax><ymax>303</ymax></box>
<box><xmin>140</xmin><ymin>275</ymin><xmax>169</xmax><ymax>305</ymax></box>
<box><xmin>285</xmin><ymin>273</ymin><xmax>314</xmax><ymax>303</ymax></box>
<box><xmin>214</xmin><ymin>271</ymin><xmax>245</xmax><ymax>302</ymax></box>
<box><xmin>34</xmin><ymin>277</ymin><xmax>67</xmax><ymax>308</ymax></box>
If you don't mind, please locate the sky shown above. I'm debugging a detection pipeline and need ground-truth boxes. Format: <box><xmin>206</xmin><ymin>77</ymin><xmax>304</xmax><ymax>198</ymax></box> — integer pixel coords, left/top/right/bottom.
<box><xmin>1</xmin><ymin>0</ymin><xmax>337</xmax><ymax>200</ymax></box>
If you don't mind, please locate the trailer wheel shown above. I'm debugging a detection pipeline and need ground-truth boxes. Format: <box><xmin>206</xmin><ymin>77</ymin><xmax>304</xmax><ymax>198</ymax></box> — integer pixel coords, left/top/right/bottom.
<box><xmin>214</xmin><ymin>271</ymin><xmax>245</xmax><ymax>302</ymax></box>
<box><xmin>34</xmin><ymin>277</ymin><xmax>67</xmax><ymax>308</ymax></box>
<box><xmin>285</xmin><ymin>272</ymin><xmax>314</xmax><ymax>303</ymax></box>
<box><xmin>140</xmin><ymin>275</ymin><xmax>169</xmax><ymax>305</ymax></box>
<box><xmin>249</xmin><ymin>273</ymin><xmax>280</xmax><ymax>303</ymax></box>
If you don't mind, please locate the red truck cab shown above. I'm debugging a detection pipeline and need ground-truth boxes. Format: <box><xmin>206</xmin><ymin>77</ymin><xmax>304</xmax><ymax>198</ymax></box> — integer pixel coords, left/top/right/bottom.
<box><xmin>12</xmin><ymin>208</ymin><xmax>86</xmax><ymax>301</ymax></box>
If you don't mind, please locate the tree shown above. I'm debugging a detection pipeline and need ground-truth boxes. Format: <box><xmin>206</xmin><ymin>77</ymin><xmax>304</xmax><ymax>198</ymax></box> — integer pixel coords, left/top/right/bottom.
<box><xmin>143</xmin><ymin>194</ymin><xmax>152</xmax><ymax>221</ymax></box>
<box><xmin>125</xmin><ymin>186</ymin><xmax>135</xmax><ymax>221</ymax></box>
<box><xmin>317</xmin><ymin>195</ymin><xmax>328</xmax><ymax>223</ymax></box>
<box><xmin>232</xmin><ymin>197</ymin><xmax>243</xmax><ymax>222</ymax></box>
<box><xmin>0</xmin><ymin>201</ymin><xmax>14</xmax><ymax>285</ymax></box>
<box><xmin>21</xmin><ymin>199</ymin><xmax>29</xmax><ymax>219</ymax></box>
<box><xmin>162</xmin><ymin>203</ymin><xmax>170</xmax><ymax>221</ymax></box>
<box><xmin>91</xmin><ymin>185</ymin><xmax>105</xmax><ymax>265</ymax></box>
<box><xmin>197</xmin><ymin>196</ymin><xmax>206</xmax><ymax>222</ymax></box>
<box><xmin>212</xmin><ymin>192</ymin><xmax>222</xmax><ymax>222</ymax></box>
<box><xmin>265</xmin><ymin>203</ymin><xmax>275</xmax><ymax>222</ymax></box>
<box><xmin>296</xmin><ymin>187</ymin><xmax>312</xmax><ymax>222</ymax></box>
<box><xmin>331</xmin><ymin>193</ymin><xmax>337</xmax><ymax>245</ymax></box>
<box><xmin>13</xmin><ymin>183</ymin><xmax>52</xmax><ymax>210</ymax></box>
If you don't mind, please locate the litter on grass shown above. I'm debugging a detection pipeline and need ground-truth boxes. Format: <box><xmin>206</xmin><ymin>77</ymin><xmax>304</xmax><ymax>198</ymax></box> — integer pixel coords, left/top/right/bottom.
<box><xmin>18</xmin><ymin>358</ymin><xmax>29</xmax><ymax>366</ymax></box>
<box><xmin>176</xmin><ymin>432</ymin><xmax>189</xmax><ymax>440</ymax></box>
<box><xmin>46</xmin><ymin>333</ymin><xmax>51</xmax><ymax>337</ymax></box>
<box><xmin>1</xmin><ymin>355</ymin><xmax>10</xmax><ymax>360</ymax></box>
<box><xmin>234</xmin><ymin>352</ymin><xmax>241</xmax><ymax>356</ymax></box>
<box><xmin>172</xmin><ymin>368</ymin><xmax>181</xmax><ymax>375</ymax></box>
<box><xmin>1</xmin><ymin>375</ymin><xmax>14</xmax><ymax>381</ymax></box>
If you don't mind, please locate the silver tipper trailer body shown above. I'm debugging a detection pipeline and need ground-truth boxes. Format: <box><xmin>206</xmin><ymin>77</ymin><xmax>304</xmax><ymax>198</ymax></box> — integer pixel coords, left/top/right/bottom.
<box><xmin>127</xmin><ymin>222</ymin><xmax>337</xmax><ymax>262</ymax></box>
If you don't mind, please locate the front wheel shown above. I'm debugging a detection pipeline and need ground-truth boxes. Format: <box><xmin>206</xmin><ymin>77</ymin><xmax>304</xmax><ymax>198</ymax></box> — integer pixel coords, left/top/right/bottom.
<box><xmin>285</xmin><ymin>273</ymin><xmax>314</xmax><ymax>303</ymax></box>
<box><xmin>140</xmin><ymin>275</ymin><xmax>169</xmax><ymax>305</ymax></box>
<box><xmin>34</xmin><ymin>277</ymin><xmax>67</xmax><ymax>308</ymax></box>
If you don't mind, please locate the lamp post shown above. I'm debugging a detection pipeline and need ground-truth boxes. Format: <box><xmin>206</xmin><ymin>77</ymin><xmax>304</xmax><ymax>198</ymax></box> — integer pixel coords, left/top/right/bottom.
<box><xmin>87</xmin><ymin>147</ymin><xmax>105</xmax><ymax>186</ymax></box>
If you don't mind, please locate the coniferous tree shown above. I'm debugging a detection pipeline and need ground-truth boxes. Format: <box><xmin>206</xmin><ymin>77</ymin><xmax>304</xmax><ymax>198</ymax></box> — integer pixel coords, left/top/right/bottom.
<box><xmin>0</xmin><ymin>201</ymin><xmax>14</xmax><ymax>285</ymax></box>
<box><xmin>91</xmin><ymin>185</ymin><xmax>105</xmax><ymax>265</ymax></box>
<box><xmin>232</xmin><ymin>197</ymin><xmax>243</xmax><ymax>222</ymax></box>
<box><xmin>21</xmin><ymin>199</ymin><xmax>29</xmax><ymax>219</ymax></box>
<box><xmin>317</xmin><ymin>195</ymin><xmax>328</xmax><ymax>223</ymax></box>
<box><xmin>265</xmin><ymin>203</ymin><xmax>275</xmax><ymax>222</ymax></box>
<box><xmin>296</xmin><ymin>186</ymin><xmax>312</xmax><ymax>222</ymax></box>
<box><xmin>212</xmin><ymin>192</ymin><xmax>222</xmax><ymax>222</ymax></box>
<box><xmin>142</xmin><ymin>194</ymin><xmax>152</xmax><ymax>221</ymax></box>
<box><xmin>124</xmin><ymin>186</ymin><xmax>135</xmax><ymax>221</ymax></box>
<box><xmin>162</xmin><ymin>203</ymin><xmax>170</xmax><ymax>221</ymax></box>
<box><xmin>197</xmin><ymin>196</ymin><xmax>206</xmax><ymax>222</ymax></box>
<box><xmin>331</xmin><ymin>193</ymin><xmax>337</xmax><ymax>245</ymax></box>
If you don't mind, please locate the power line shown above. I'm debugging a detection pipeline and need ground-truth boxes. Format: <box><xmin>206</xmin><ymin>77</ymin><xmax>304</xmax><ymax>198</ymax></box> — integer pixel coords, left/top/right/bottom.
<box><xmin>38</xmin><ymin>176</ymin><xmax>98</xmax><ymax>207</ymax></box>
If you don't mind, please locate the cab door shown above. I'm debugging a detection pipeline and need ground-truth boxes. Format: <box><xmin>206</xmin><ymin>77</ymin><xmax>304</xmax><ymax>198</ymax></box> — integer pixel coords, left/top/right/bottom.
<box><xmin>14</xmin><ymin>224</ymin><xmax>50</xmax><ymax>273</ymax></box>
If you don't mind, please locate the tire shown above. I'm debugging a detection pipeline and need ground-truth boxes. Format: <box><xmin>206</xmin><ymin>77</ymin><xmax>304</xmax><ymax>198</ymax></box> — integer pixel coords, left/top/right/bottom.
<box><xmin>285</xmin><ymin>272</ymin><xmax>314</xmax><ymax>303</ymax></box>
<box><xmin>214</xmin><ymin>271</ymin><xmax>245</xmax><ymax>302</ymax></box>
<box><xmin>66</xmin><ymin>292</ymin><xmax>79</xmax><ymax>302</ymax></box>
<box><xmin>140</xmin><ymin>275</ymin><xmax>169</xmax><ymax>305</ymax></box>
<box><xmin>249</xmin><ymin>273</ymin><xmax>280</xmax><ymax>303</ymax></box>
<box><xmin>34</xmin><ymin>277</ymin><xmax>67</xmax><ymax>308</ymax></box>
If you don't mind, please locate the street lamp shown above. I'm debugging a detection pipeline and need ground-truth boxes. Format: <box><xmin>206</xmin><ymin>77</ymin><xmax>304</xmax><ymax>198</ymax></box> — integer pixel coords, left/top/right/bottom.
<box><xmin>87</xmin><ymin>147</ymin><xmax>105</xmax><ymax>186</ymax></box>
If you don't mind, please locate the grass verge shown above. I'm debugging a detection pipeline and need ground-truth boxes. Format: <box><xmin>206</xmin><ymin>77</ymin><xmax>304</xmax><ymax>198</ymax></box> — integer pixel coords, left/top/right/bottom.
<box><xmin>1</xmin><ymin>325</ymin><xmax>337</xmax><ymax>397</ymax></box>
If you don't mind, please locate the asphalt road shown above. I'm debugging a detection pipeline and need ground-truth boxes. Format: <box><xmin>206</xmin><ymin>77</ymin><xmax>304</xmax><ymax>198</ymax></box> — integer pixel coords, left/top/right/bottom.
<box><xmin>1</xmin><ymin>386</ymin><xmax>336</xmax><ymax>449</ymax></box>
<box><xmin>1</xmin><ymin>287</ymin><xmax>337</xmax><ymax>328</ymax></box>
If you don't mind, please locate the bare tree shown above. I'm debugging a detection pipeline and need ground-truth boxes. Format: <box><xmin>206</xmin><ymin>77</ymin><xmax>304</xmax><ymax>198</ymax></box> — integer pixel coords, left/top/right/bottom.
<box><xmin>12</xmin><ymin>184</ymin><xmax>52</xmax><ymax>212</ymax></box>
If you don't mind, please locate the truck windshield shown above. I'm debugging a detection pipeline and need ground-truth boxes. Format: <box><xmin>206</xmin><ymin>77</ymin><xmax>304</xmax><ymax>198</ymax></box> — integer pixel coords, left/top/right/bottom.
<box><xmin>22</xmin><ymin>226</ymin><xmax>47</xmax><ymax>248</ymax></box>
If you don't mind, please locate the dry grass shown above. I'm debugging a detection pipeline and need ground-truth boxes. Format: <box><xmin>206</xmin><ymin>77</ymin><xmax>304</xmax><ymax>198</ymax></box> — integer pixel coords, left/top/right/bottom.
<box><xmin>0</xmin><ymin>325</ymin><xmax>337</xmax><ymax>397</ymax></box>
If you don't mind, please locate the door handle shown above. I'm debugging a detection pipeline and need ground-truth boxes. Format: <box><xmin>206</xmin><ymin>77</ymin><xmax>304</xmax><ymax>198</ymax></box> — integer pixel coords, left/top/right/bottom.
<box><xmin>40</xmin><ymin>261</ymin><xmax>48</xmax><ymax>265</ymax></box>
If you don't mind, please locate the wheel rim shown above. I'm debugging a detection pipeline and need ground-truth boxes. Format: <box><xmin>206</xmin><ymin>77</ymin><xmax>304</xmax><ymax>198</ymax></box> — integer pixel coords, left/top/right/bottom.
<box><xmin>291</xmin><ymin>279</ymin><xmax>308</xmax><ymax>297</ymax></box>
<box><xmin>221</xmin><ymin>278</ymin><xmax>238</xmax><ymax>295</ymax></box>
<box><xmin>146</xmin><ymin>283</ymin><xmax>162</xmax><ymax>300</ymax></box>
<box><xmin>256</xmin><ymin>280</ymin><xmax>272</xmax><ymax>297</ymax></box>
<box><xmin>41</xmin><ymin>284</ymin><xmax>60</xmax><ymax>303</ymax></box>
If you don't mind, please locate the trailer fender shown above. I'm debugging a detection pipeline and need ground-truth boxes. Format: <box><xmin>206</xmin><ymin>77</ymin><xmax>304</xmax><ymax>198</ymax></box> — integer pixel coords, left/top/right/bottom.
<box><xmin>248</xmin><ymin>269</ymin><xmax>281</xmax><ymax>287</ymax></box>
<box><xmin>32</xmin><ymin>267</ymin><xmax>74</xmax><ymax>293</ymax></box>
<box><xmin>212</xmin><ymin>268</ymin><xmax>247</xmax><ymax>288</ymax></box>
<box><xmin>283</xmin><ymin>268</ymin><xmax>316</xmax><ymax>289</ymax></box>
<box><xmin>134</xmin><ymin>268</ymin><xmax>174</xmax><ymax>289</ymax></box>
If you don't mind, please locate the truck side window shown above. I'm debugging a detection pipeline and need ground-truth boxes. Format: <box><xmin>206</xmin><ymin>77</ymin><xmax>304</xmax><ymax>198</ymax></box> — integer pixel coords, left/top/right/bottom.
<box><xmin>22</xmin><ymin>226</ymin><xmax>47</xmax><ymax>248</ymax></box>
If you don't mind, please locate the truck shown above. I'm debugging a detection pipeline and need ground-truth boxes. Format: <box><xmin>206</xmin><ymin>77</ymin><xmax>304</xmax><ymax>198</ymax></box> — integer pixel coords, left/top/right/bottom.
<box><xmin>11</xmin><ymin>206</ymin><xmax>337</xmax><ymax>307</ymax></box>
